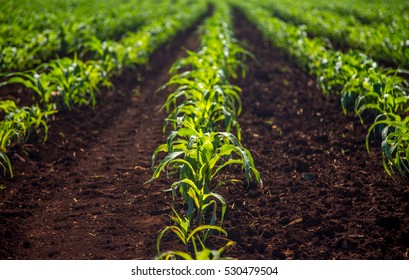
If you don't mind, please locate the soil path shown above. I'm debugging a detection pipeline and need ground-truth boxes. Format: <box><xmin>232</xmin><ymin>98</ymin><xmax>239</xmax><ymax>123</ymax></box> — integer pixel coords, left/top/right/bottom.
<box><xmin>221</xmin><ymin>13</ymin><xmax>409</xmax><ymax>259</ymax></box>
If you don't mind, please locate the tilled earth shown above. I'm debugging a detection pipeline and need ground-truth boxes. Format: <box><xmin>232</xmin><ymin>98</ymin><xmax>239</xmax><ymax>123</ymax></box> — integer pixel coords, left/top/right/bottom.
<box><xmin>0</xmin><ymin>14</ymin><xmax>408</xmax><ymax>260</ymax></box>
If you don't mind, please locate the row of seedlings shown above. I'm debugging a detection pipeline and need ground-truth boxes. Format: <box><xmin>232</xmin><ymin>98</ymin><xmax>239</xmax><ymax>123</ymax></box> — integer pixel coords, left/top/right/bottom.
<box><xmin>0</xmin><ymin>0</ymin><xmax>208</xmax><ymax>177</ymax></box>
<box><xmin>148</xmin><ymin>1</ymin><xmax>262</xmax><ymax>260</ymax></box>
<box><xmin>271</xmin><ymin>0</ymin><xmax>409</xmax><ymax>27</ymax></box>
<box><xmin>233</xmin><ymin>0</ymin><xmax>409</xmax><ymax>177</ymax></box>
<box><xmin>256</xmin><ymin>0</ymin><xmax>409</xmax><ymax>68</ymax></box>
<box><xmin>0</xmin><ymin>0</ymin><xmax>176</xmax><ymax>71</ymax></box>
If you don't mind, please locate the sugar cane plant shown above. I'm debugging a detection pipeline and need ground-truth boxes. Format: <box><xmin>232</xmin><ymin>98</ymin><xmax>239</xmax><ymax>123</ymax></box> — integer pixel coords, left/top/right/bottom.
<box><xmin>149</xmin><ymin>1</ymin><xmax>262</xmax><ymax>260</ymax></box>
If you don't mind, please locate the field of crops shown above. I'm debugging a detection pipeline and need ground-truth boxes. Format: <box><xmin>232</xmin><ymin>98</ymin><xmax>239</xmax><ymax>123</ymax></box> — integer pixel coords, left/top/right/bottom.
<box><xmin>0</xmin><ymin>0</ymin><xmax>408</xmax><ymax>260</ymax></box>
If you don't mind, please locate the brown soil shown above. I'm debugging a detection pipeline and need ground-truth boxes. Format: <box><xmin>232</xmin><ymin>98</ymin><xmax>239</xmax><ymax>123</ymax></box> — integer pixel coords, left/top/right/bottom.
<box><xmin>1</xmin><ymin>14</ymin><xmax>408</xmax><ymax>260</ymax></box>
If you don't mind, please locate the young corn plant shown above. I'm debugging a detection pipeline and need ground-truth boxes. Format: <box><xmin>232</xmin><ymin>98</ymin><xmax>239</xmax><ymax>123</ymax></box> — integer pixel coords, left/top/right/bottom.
<box><xmin>82</xmin><ymin>37</ymin><xmax>129</xmax><ymax>76</ymax></box>
<box><xmin>43</xmin><ymin>57</ymin><xmax>111</xmax><ymax>110</ymax></box>
<box><xmin>366</xmin><ymin>114</ymin><xmax>409</xmax><ymax>176</ymax></box>
<box><xmin>150</xmin><ymin>1</ymin><xmax>261</xmax><ymax>260</ymax></box>
<box><xmin>0</xmin><ymin>100</ymin><xmax>55</xmax><ymax>177</ymax></box>
<box><xmin>156</xmin><ymin>219</ymin><xmax>235</xmax><ymax>260</ymax></box>
<box><xmin>160</xmin><ymin>78</ymin><xmax>243</xmax><ymax>138</ymax></box>
<box><xmin>159</xmin><ymin>3</ymin><xmax>253</xmax><ymax>138</ymax></box>
<box><xmin>155</xmin><ymin>207</ymin><xmax>233</xmax><ymax>258</ymax></box>
<box><xmin>151</xmin><ymin>119</ymin><xmax>261</xmax><ymax>225</ymax></box>
<box><xmin>353</xmin><ymin>69</ymin><xmax>408</xmax><ymax>119</ymax></box>
<box><xmin>0</xmin><ymin>70</ymin><xmax>56</xmax><ymax>108</ymax></box>
<box><xmin>1</xmin><ymin>57</ymin><xmax>111</xmax><ymax>111</ymax></box>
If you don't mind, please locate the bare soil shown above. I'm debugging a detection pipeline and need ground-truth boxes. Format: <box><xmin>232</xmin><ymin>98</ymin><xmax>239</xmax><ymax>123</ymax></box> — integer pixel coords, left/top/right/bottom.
<box><xmin>0</xmin><ymin>14</ymin><xmax>408</xmax><ymax>260</ymax></box>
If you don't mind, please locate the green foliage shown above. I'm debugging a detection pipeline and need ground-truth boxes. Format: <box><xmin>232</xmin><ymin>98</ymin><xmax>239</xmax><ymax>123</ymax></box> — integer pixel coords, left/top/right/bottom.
<box><xmin>0</xmin><ymin>0</ymin><xmax>178</xmax><ymax>71</ymax></box>
<box><xmin>151</xmin><ymin>122</ymin><xmax>261</xmax><ymax>224</ymax></box>
<box><xmin>160</xmin><ymin>1</ymin><xmax>253</xmax><ymax>138</ymax></box>
<box><xmin>0</xmin><ymin>100</ymin><xmax>55</xmax><ymax>177</ymax></box>
<box><xmin>161</xmin><ymin>52</ymin><xmax>247</xmax><ymax>137</ymax></box>
<box><xmin>0</xmin><ymin>0</ymin><xmax>208</xmax><ymax>177</ymax></box>
<box><xmin>255</xmin><ymin>0</ymin><xmax>409</xmax><ymax>67</ymax></box>
<box><xmin>366</xmin><ymin>115</ymin><xmax>409</xmax><ymax>177</ymax></box>
<box><xmin>2</xmin><ymin>57</ymin><xmax>111</xmax><ymax>111</ymax></box>
<box><xmin>234</xmin><ymin>0</ymin><xmax>409</xmax><ymax>177</ymax></box>
<box><xmin>156</xmin><ymin>209</ymin><xmax>235</xmax><ymax>260</ymax></box>
<box><xmin>150</xmin><ymin>1</ymin><xmax>261</xmax><ymax>259</ymax></box>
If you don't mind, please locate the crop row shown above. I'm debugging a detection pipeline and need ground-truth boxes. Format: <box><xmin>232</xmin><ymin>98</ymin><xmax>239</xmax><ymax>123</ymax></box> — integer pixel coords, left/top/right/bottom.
<box><xmin>256</xmin><ymin>0</ymin><xmax>409</xmax><ymax>68</ymax></box>
<box><xmin>283</xmin><ymin>0</ymin><xmax>409</xmax><ymax>26</ymax></box>
<box><xmin>233</xmin><ymin>0</ymin><xmax>409</xmax><ymax>177</ymax></box>
<box><xmin>148</xmin><ymin>1</ymin><xmax>261</xmax><ymax>259</ymax></box>
<box><xmin>0</xmin><ymin>0</ymin><xmax>208</xmax><ymax>177</ymax></box>
<box><xmin>0</xmin><ymin>0</ymin><xmax>187</xmax><ymax>71</ymax></box>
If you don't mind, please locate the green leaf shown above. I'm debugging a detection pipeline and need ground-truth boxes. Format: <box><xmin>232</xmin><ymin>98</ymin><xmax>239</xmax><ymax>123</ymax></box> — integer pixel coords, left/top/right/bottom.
<box><xmin>151</xmin><ymin>151</ymin><xmax>185</xmax><ymax>180</ymax></box>
<box><xmin>187</xmin><ymin>225</ymin><xmax>227</xmax><ymax>242</ymax></box>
